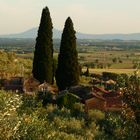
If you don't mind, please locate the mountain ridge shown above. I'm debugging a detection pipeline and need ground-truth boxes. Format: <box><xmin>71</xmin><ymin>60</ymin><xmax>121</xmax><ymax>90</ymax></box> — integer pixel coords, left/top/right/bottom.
<box><xmin>0</xmin><ymin>27</ymin><xmax>140</xmax><ymax>40</ymax></box>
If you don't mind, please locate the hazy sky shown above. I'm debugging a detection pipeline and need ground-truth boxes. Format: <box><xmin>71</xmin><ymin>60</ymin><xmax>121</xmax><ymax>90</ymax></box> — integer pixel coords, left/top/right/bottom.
<box><xmin>0</xmin><ymin>0</ymin><xmax>140</xmax><ymax>34</ymax></box>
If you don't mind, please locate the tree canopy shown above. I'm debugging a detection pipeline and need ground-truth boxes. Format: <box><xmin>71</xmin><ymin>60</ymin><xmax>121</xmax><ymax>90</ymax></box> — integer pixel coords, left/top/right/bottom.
<box><xmin>56</xmin><ymin>17</ymin><xmax>79</xmax><ymax>90</ymax></box>
<box><xmin>32</xmin><ymin>7</ymin><xmax>53</xmax><ymax>84</ymax></box>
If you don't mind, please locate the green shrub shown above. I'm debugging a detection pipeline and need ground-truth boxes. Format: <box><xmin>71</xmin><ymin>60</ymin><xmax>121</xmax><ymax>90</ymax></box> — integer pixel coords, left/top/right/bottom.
<box><xmin>36</xmin><ymin>91</ymin><xmax>55</xmax><ymax>106</ymax></box>
<box><xmin>88</xmin><ymin>110</ymin><xmax>105</xmax><ymax>122</ymax></box>
<box><xmin>56</xmin><ymin>92</ymin><xmax>80</xmax><ymax>109</ymax></box>
<box><xmin>102</xmin><ymin>72</ymin><xmax>119</xmax><ymax>81</ymax></box>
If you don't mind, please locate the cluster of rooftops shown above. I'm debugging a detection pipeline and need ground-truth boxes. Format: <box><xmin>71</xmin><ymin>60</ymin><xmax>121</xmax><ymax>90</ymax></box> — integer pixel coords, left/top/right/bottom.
<box><xmin>1</xmin><ymin>76</ymin><xmax>122</xmax><ymax>112</ymax></box>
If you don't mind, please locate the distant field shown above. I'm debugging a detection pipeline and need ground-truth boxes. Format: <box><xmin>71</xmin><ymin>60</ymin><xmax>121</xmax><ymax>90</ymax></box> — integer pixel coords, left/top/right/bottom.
<box><xmin>78</xmin><ymin>49</ymin><xmax>140</xmax><ymax>69</ymax></box>
<box><xmin>16</xmin><ymin>53</ymin><xmax>33</xmax><ymax>59</ymax></box>
<box><xmin>83</xmin><ymin>68</ymin><xmax>139</xmax><ymax>76</ymax></box>
<box><xmin>15</xmin><ymin>47</ymin><xmax>140</xmax><ymax>75</ymax></box>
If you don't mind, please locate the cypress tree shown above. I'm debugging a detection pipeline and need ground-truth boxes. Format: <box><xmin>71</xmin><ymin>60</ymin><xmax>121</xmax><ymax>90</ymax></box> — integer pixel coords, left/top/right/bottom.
<box><xmin>85</xmin><ymin>67</ymin><xmax>90</xmax><ymax>76</ymax></box>
<box><xmin>32</xmin><ymin>7</ymin><xmax>53</xmax><ymax>84</ymax></box>
<box><xmin>56</xmin><ymin>17</ymin><xmax>79</xmax><ymax>90</ymax></box>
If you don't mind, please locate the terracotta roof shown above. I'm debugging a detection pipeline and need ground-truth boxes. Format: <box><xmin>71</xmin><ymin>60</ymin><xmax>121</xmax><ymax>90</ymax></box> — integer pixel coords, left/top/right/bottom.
<box><xmin>68</xmin><ymin>85</ymin><xmax>92</xmax><ymax>99</ymax></box>
<box><xmin>92</xmin><ymin>85</ymin><xmax>110</xmax><ymax>94</ymax></box>
<box><xmin>92</xmin><ymin>93</ymin><xmax>106</xmax><ymax>101</ymax></box>
<box><xmin>38</xmin><ymin>82</ymin><xmax>57</xmax><ymax>93</ymax></box>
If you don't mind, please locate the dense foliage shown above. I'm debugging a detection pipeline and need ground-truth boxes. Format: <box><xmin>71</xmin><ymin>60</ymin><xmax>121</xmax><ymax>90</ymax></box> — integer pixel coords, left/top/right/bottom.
<box><xmin>56</xmin><ymin>92</ymin><xmax>81</xmax><ymax>109</ymax></box>
<box><xmin>0</xmin><ymin>88</ymin><xmax>139</xmax><ymax>139</ymax></box>
<box><xmin>56</xmin><ymin>17</ymin><xmax>79</xmax><ymax>90</ymax></box>
<box><xmin>102</xmin><ymin>72</ymin><xmax>119</xmax><ymax>81</ymax></box>
<box><xmin>122</xmin><ymin>73</ymin><xmax>140</xmax><ymax>139</ymax></box>
<box><xmin>0</xmin><ymin>51</ymin><xmax>32</xmax><ymax>79</ymax></box>
<box><xmin>0</xmin><ymin>91</ymin><xmax>101</xmax><ymax>139</ymax></box>
<box><xmin>33</xmin><ymin>7</ymin><xmax>53</xmax><ymax>84</ymax></box>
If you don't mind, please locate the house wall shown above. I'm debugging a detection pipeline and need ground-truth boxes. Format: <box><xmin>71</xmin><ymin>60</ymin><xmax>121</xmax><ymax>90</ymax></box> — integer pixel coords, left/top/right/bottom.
<box><xmin>85</xmin><ymin>98</ymin><xmax>106</xmax><ymax>112</ymax></box>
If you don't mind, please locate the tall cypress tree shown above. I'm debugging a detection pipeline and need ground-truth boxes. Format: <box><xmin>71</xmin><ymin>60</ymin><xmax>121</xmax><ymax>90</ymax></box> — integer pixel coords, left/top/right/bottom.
<box><xmin>32</xmin><ymin>7</ymin><xmax>53</xmax><ymax>84</ymax></box>
<box><xmin>56</xmin><ymin>17</ymin><xmax>79</xmax><ymax>90</ymax></box>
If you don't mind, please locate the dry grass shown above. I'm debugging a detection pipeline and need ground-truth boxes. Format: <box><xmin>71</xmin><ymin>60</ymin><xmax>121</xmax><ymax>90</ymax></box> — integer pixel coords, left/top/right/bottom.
<box><xmin>83</xmin><ymin>68</ymin><xmax>139</xmax><ymax>76</ymax></box>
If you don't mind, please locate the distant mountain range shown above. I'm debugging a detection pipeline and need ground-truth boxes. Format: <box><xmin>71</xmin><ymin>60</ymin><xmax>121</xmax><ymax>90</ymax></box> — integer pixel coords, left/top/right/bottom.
<box><xmin>0</xmin><ymin>27</ymin><xmax>140</xmax><ymax>40</ymax></box>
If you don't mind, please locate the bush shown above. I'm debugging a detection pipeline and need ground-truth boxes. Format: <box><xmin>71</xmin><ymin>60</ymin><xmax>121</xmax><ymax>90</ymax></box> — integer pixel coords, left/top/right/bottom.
<box><xmin>88</xmin><ymin>110</ymin><xmax>105</xmax><ymax>122</ymax></box>
<box><xmin>102</xmin><ymin>72</ymin><xmax>119</xmax><ymax>81</ymax></box>
<box><xmin>83</xmin><ymin>67</ymin><xmax>90</xmax><ymax>76</ymax></box>
<box><xmin>36</xmin><ymin>91</ymin><xmax>55</xmax><ymax>106</ymax></box>
<box><xmin>56</xmin><ymin>92</ymin><xmax>81</xmax><ymax>109</ymax></box>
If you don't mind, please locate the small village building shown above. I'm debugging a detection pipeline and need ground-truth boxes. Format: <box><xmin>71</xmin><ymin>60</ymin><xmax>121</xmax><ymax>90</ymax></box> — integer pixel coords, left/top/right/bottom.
<box><xmin>38</xmin><ymin>82</ymin><xmax>57</xmax><ymax>94</ymax></box>
<box><xmin>105</xmin><ymin>79</ymin><xmax>116</xmax><ymax>85</ymax></box>
<box><xmin>92</xmin><ymin>85</ymin><xmax>110</xmax><ymax>94</ymax></box>
<box><xmin>68</xmin><ymin>85</ymin><xmax>106</xmax><ymax>111</ymax></box>
<box><xmin>105</xmin><ymin>96</ymin><xmax>122</xmax><ymax>109</ymax></box>
<box><xmin>102</xmin><ymin>91</ymin><xmax>122</xmax><ymax>110</ymax></box>
<box><xmin>104</xmin><ymin>79</ymin><xmax>116</xmax><ymax>90</ymax></box>
<box><xmin>92</xmin><ymin>78</ymin><xmax>102</xmax><ymax>85</ymax></box>
<box><xmin>36</xmin><ymin>82</ymin><xmax>58</xmax><ymax>105</ymax></box>
<box><xmin>4</xmin><ymin>77</ymin><xmax>24</xmax><ymax>93</ymax></box>
<box><xmin>68</xmin><ymin>85</ymin><xmax>92</xmax><ymax>99</ymax></box>
<box><xmin>23</xmin><ymin>77</ymin><xmax>40</xmax><ymax>94</ymax></box>
<box><xmin>84</xmin><ymin>93</ymin><xmax>106</xmax><ymax>112</ymax></box>
<box><xmin>89</xmin><ymin>85</ymin><xmax>122</xmax><ymax>111</ymax></box>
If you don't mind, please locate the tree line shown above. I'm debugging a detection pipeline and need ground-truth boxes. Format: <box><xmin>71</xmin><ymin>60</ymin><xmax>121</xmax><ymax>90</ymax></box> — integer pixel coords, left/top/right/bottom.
<box><xmin>32</xmin><ymin>7</ymin><xmax>79</xmax><ymax>90</ymax></box>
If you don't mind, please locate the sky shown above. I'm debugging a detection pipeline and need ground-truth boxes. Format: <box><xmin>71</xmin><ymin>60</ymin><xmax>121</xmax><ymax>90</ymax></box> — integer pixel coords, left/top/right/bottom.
<box><xmin>0</xmin><ymin>0</ymin><xmax>140</xmax><ymax>34</ymax></box>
